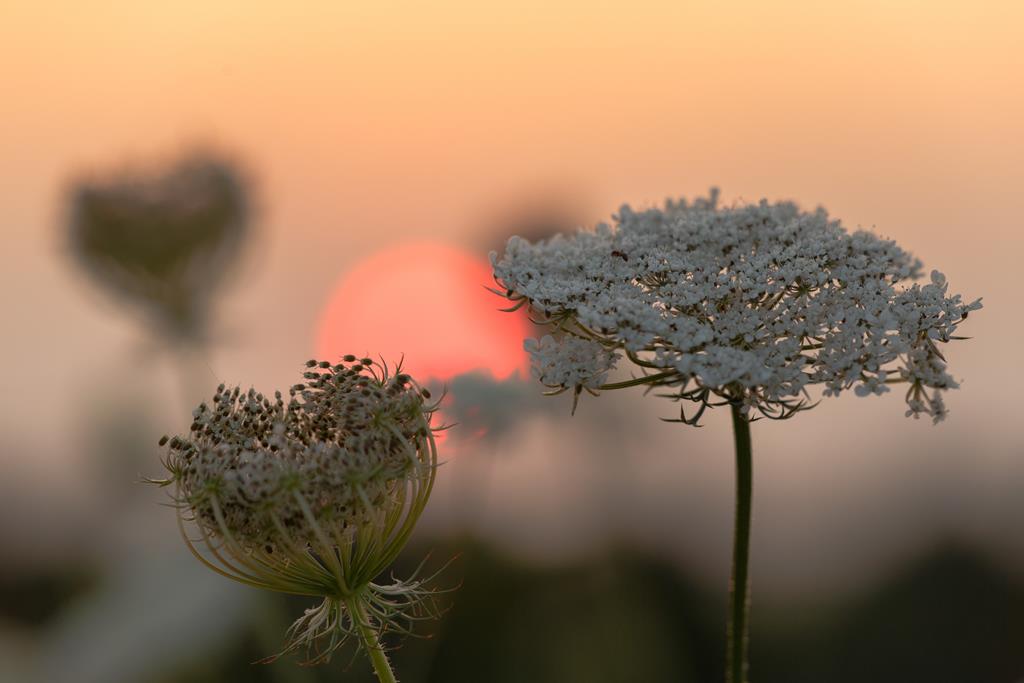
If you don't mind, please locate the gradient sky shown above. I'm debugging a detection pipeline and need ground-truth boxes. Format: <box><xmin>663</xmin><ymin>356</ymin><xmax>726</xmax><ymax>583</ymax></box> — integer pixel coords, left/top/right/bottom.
<box><xmin>2</xmin><ymin>1</ymin><xmax>1022</xmax><ymax>595</ymax></box>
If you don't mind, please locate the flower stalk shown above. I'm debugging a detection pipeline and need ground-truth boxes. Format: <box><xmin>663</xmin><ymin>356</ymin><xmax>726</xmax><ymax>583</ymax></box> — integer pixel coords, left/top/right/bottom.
<box><xmin>347</xmin><ymin>596</ymin><xmax>399</xmax><ymax>683</ymax></box>
<box><xmin>727</xmin><ymin>403</ymin><xmax>752</xmax><ymax>683</ymax></box>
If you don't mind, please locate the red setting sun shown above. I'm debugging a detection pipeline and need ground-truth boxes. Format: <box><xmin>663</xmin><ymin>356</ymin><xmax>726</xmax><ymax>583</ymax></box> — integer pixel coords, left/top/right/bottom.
<box><xmin>315</xmin><ymin>242</ymin><xmax>529</xmax><ymax>384</ymax></box>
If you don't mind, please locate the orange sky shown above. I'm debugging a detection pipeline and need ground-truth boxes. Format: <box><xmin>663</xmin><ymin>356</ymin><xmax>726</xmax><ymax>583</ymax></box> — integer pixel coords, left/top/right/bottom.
<box><xmin>1</xmin><ymin>1</ymin><xmax>1021</xmax><ymax>588</ymax></box>
<box><xmin>4</xmin><ymin>2</ymin><xmax>1021</xmax><ymax>236</ymax></box>
<box><xmin>3</xmin><ymin>0</ymin><xmax>1020</xmax><ymax>429</ymax></box>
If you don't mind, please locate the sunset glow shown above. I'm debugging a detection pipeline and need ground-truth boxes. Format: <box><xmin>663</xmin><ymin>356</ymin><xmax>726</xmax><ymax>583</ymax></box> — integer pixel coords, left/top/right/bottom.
<box><xmin>315</xmin><ymin>242</ymin><xmax>529</xmax><ymax>383</ymax></box>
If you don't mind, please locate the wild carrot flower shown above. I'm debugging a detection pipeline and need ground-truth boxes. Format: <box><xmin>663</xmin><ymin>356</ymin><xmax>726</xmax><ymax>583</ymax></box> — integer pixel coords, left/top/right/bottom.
<box><xmin>67</xmin><ymin>151</ymin><xmax>249</xmax><ymax>343</ymax></box>
<box><xmin>492</xmin><ymin>187</ymin><xmax>980</xmax><ymax>423</ymax></box>
<box><xmin>150</xmin><ymin>357</ymin><xmax>442</xmax><ymax>679</ymax></box>
<box><xmin>490</xmin><ymin>188</ymin><xmax>981</xmax><ymax>682</ymax></box>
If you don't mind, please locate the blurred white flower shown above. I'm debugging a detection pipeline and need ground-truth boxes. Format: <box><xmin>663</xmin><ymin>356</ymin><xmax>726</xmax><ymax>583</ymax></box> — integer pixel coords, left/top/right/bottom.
<box><xmin>524</xmin><ymin>335</ymin><xmax>619</xmax><ymax>412</ymax></box>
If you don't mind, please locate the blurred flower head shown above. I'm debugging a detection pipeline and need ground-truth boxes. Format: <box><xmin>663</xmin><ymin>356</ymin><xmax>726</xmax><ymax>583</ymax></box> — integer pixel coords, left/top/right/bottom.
<box><xmin>66</xmin><ymin>150</ymin><xmax>250</xmax><ymax>343</ymax></box>
<box><xmin>437</xmin><ymin>370</ymin><xmax>550</xmax><ymax>445</ymax></box>
<box><xmin>151</xmin><ymin>356</ymin><xmax>443</xmax><ymax>663</ymax></box>
<box><xmin>492</xmin><ymin>189</ymin><xmax>981</xmax><ymax>423</ymax></box>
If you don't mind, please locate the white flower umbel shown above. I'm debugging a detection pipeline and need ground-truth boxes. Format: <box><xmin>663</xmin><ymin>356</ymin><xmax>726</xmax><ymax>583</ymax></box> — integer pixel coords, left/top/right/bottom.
<box><xmin>494</xmin><ymin>188</ymin><xmax>981</xmax><ymax>424</ymax></box>
<box><xmin>524</xmin><ymin>335</ymin><xmax>618</xmax><ymax>412</ymax></box>
<box><xmin>150</xmin><ymin>357</ymin><xmax>443</xmax><ymax>680</ymax></box>
<box><xmin>491</xmin><ymin>189</ymin><xmax>981</xmax><ymax>683</ymax></box>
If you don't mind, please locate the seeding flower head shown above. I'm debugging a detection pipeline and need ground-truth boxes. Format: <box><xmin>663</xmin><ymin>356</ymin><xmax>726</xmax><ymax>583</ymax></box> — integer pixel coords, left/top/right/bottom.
<box><xmin>492</xmin><ymin>189</ymin><xmax>981</xmax><ymax>423</ymax></box>
<box><xmin>67</xmin><ymin>152</ymin><xmax>249</xmax><ymax>342</ymax></box>
<box><xmin>151</xmin><ymin>356</ymin><xmax>442</xmax><ymax>664</ymax></box>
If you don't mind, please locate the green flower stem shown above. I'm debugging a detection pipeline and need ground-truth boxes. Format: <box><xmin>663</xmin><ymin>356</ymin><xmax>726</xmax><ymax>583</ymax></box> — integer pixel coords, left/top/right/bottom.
<box><xmin>727</xmin><ymin>403</ymin><xmax>753</xmax><ymax>683</ymax></box>
<box><xmin>599</xmin><ymin>370</ymin><xmax>678</xmax><ymax>391</ymax></box>
<box><xmin>346</xmin><ymin>597</ymin><xmax>398</xmax><ymax>683</ymax></box>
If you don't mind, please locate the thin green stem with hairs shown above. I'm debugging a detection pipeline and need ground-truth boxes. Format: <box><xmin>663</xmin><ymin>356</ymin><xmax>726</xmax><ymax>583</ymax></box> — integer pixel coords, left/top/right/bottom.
<box><xmin>346</xmin><ymin>597</ymin><xmax>398</xmax><ymax>683</ymax></box>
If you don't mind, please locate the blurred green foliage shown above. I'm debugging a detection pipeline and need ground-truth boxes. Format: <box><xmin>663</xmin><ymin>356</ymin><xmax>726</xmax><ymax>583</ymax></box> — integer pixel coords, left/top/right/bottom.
<box><xmin>37</xmin><ymin>541</ymin><xmax>1004</xmax><ymax>683</ymax></box>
